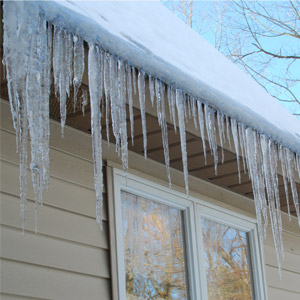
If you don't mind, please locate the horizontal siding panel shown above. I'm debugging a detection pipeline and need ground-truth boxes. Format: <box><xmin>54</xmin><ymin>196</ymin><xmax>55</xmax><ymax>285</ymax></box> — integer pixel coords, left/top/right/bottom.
<box><xmin>0</xmin><ymin>129</ymin><xmax>95</xmax><ymax>189</ymax></box>
<box><xmin>0</xmin><ymin>225</ymin><xmax>110</xmax><ymax>278</ymax></box>
<box><xmin>0</xmin><ymin>259</ymin><xmax>111</xmax><ymax>300</ymax></box>
<box><xmin>265</xmin><ymin>265</ymin><xmax>300</xmax><ymax>294</ymax></box>
<box><xmin>0</xmin><ymin>192</ymin><xmax>108</xmax><ymax>249</ymax></box>
<box><xmin>264</xmin><ymin>244</ymin><xmax>300</xmax><ymax>274</ymax></box>
<box><xmin>0</xmin><ymin>159</ymin><xmax>108</xmax><ymax>221</ymax></box>
<box><xmin>268</xmin><ymin>287</ymin><xmax>300</xmax><ymax>300</ymax></box>
<box><xmin>0</xmin><ymin>293</ymin><xmax>49</xmax><ymax>300</ymax></box>
<box><xmin>265</xmin><ymin>227</ymin><xmax>300</xmax><ymax>255</ymax></box>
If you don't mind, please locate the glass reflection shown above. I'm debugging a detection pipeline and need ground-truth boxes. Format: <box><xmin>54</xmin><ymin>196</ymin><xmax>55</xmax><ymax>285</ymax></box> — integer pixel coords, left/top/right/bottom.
<box><xmin>122</xmin><ymin>191</ymin><xmax>188</xmax><ymax>300</ymax></box>
<box><xmin>201</xmin><ymin>219</ymin><xmax>253</xmax><ymax>300</ymax></box>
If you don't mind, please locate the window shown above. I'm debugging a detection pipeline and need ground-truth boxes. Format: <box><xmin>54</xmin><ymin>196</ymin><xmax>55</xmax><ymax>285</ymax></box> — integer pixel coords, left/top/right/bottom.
<box><xmin>110</xmin><ymin>168</ymin><xmax>267</xmax><ymax>300</ymax></box>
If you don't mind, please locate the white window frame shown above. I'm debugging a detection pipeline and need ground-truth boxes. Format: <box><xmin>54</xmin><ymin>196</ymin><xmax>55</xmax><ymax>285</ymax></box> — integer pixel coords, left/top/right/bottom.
<box><xmin>109</xmin><ymin>167</ymin><xmax>267</xmax><ymax>300</ymax></box>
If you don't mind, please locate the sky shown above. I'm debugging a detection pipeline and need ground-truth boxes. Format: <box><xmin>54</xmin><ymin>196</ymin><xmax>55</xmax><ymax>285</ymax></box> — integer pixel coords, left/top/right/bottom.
<box><xmin>162</xmin><ymin>0</ymin><xmax>300</xmax><ymax>118</ymax></box>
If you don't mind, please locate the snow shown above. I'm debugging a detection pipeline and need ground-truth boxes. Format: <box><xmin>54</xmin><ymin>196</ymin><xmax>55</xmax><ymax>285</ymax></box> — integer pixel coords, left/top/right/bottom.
<box><xmin>35</xmin><ymin>0</ymin><xmax>300</xmax><ymax>153</ymax></box>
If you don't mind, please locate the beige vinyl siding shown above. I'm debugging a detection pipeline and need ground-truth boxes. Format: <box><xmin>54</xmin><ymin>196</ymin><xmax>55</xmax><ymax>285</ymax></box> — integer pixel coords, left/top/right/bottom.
<box><xmin>263</xmin><ymin>228</ymin><xmax>300</xmax><ymax>299</ymax></box>
<box><xmin>1</xmin><ymin>99</ymin><xmax>300</xmax><ymax>299</ymax></box>
<box><xmin>1</xmin><ymin>101</ymin><xmax>111</xmax><ymax>300</ymax></box>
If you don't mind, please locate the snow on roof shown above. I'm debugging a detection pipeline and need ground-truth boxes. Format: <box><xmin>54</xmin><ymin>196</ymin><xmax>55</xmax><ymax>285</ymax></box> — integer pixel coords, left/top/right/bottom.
<box><xmin>38</xmin><ymin>0</ymin><xmax>300</xmax><ymax>153</ymax></box>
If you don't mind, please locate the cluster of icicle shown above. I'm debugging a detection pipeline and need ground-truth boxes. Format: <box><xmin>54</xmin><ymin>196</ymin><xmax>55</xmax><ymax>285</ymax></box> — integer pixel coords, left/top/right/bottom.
<box><xmin>3</xmin><ymin>2</ymin><xmax>300</xmax><ymax>273</ymax></box>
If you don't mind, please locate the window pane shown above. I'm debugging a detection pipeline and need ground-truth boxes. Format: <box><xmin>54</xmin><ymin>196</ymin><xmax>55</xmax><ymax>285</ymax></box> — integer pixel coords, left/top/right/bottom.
<box><xmin>201</xmin><ymin>219</ymin><xmax>253</xmax><ymax>300</ymax></box>
<box><xmin>121</xmin><ymin>191</ymin><xmax>189</xmax><ymax>300</ymax></box>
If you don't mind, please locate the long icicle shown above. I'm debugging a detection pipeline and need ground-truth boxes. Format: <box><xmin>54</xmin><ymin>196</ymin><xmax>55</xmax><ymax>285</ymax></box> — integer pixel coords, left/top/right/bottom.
<box><xmin>138</xmin><ymin>70</ymin><xmax>147</xmax><ymax>158</ymax></box>
<box><xmin>155</xmin><ymin>79</ymin><xmax>171</xmax><ymax>187</ymax></box>
<box><xmin>88</xmin><ymin>43</ymin><xmax>103</xmax><ymax>228</ymax></box>
<box><xmin>73</xmin><ymin>35</ymin><xmax>85</xmax><ymax>111</ymax></box>
<box><xmin>176</xmin><ymin>89</ymin><xmax>189</xmax><ymax>195</ymax></box>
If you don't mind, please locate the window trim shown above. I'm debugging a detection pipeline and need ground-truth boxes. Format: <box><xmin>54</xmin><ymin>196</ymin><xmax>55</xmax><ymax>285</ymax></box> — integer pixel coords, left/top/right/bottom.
<box><xmin>109</xmin><ymin>167</ymin><xmax>267</xmax><ymax>300</ymax></box>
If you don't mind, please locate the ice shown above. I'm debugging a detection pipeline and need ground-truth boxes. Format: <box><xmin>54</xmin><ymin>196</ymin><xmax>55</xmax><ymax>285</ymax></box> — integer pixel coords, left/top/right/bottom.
<box><xmin>81</xmin><ymin>89</ymin><xmax>88</xmax><ymax>115</ymax></box>
<box><xmin>285</xmin><ymin>148</ymin><xmax>300</xmax><ymax>226</ymax></box>
<box><xmin>204</xmin><ymin>104</ymin><xmax>218</xmax><ymax>174</ymax></box>
<box><xmin>132</xmin><ymin>66</ymin><xmax>137</xmax><ymax>95</ymax></box>
<box><xmin>88</xmin><ymin>43</ymin><xmax>103</xmax><ymax>228</ymax></box>
<box><xmin>3</xmin><ymin>3</ymin><xmax>52</xmax><ymax>231</ymax></box>
<box><xmin>53</xmin><ymin>26</ymin><xmax>73</xmax><ymax>136</ymax></box>
<box><xmin>296</xmin><ymin>154</ymin><xmax>300</xmax><ymax>181</ymax></box>
<box><xmin>187</xmin><ymin>95</ymin><xmax>192</xmax><ymax>119</ymax></box>
<box><xmin>155</xmin><ymin>79</ymin><xmax>162</xmax><ymax>125</ymax></box>
<box><xmin>168</xmin><ymin>86</ymin><xmax>177</xmax><ymax>133</ymax></box>
<box><xmin>279</xmin><ymin>145</ymin><xmax>291</xmax><ymax>219</ymax></box>
<box><xmin>155</xmin><ymin>79</ymin><xmax>171</xmax><ymax>187</ymax></box>
<box><xmin>126</xmin><ymin>63</ymin><xmax>134</xmax><ymax>144</ymax></box>
<box><xmin>238</xmin><ymin>122</ymin><xmax>247</xmax><ymax>174</ymax></box>
<box><xmin>231</xmin><ymin>119</ymin><xmax>241</xmax><ymax>183</ymax></box>
<box><xmin>4</xmin><ymin>1</ymin><xmax>300</xmax><ymax>273</ymax></box>
<box><xmin>244</xmin><ymin>128</ymin><xmax>267</xmax><ymax>238</ymax></box>
<box><xmin>260</xmin><ymin>136</ymin><xmax>283</xmax><ymax>272</ymax></box>
<box><xmin>109</xmin><ymin>55</ymin><xmax>120</xmax><ymax>152</ymax></box>
<box><xmin>176</xmin><ymin>89</ymin><xmax>189</xmax><ymax>195</ymax></box>
<box><xmin>191</xmin><ymin>98</ymin><xmax>197</xmax><ymax>129</ymax></box>
<box><xmin>104</xmin><ymin>52</ymin><xmax>111</xmax><ymax>144</ymax></box>
<box><xmin>225</xmin><ymin>115</ymin><xmax>232</xmax><ymax>150</ymax></box>
<box><xmin>217</xmin><ymin>111</ymin><xmax>225</xmax><ymax>163</ymax></box>
<box><xmin>117</xmin><ymin>59</ymin><xmax>129</xmax><ymax>173</ymax></box>
<box><xmin>197</xmin><ymin>101</ymin><xmax>207</xmax><ymax>164</ymax></box>
<box><xmin>73</xmin><ymin>35</ymin><xmax>85</xmax><ymax>111</ymax></box>
<box><xmin>138</xmin><ymin>70</ymin><xmax>147</xmax><ymax>158</ymax></box>
<box><xmin>148</xmin><ymin>75</ymin><xmax>155</xmax><ymax>107</ymax></box>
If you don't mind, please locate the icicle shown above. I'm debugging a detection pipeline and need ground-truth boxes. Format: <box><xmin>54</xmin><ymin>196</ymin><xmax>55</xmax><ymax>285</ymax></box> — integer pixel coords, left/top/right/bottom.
<box><xmin>244</xmin><ymin>128</ymin><xmax>266</xmax><ymax>239</ymax></box>
<box><xmin>100</xmin><ymin>50</ymin><xmax>105</xmax><ymax>114</ymax></box>
<box><xmin>191</xmin><ymin>98</ymin><xmax>198</xmax><ymax>130</ymax></box>
<box><xmin>197</xmin><ymin>101</ymin><xmax>207</xmax><ymax>164</ymax></box>
<box><xmin>3</xmin><ymin>0</ymin><xmax>21</xmax><ymax>151</ymax></box>
<box><xmin>126</xmin><ymin>63</ymin><xmax>134</xmax><ymax>145</ymax></box>
<box><xmin>88</xmin><ymin>43</ymin><xmax>103</xmax><ymax>228</ymax></box>
<box><xmin>81</xmin><ymin>90</ymin><xmax>88</xmax><ymax>115</ymax></box>
<box><xmin>204</xmin><ymin>104</ymin><xmax>218</xmax><ymax>174</ymax></box>
<box><xmin>269</xmin><ymin>142</ymin><xmax>284</xmax><ymax>261</ymax></box>
<box><xmin>104</xmin><ymin>52</ymin><xmax>111</xmax><ymax>144</ymax></box>
<box><xmin>117</xmin><ymin>59</ymin><xmax>129</xmax><ymax>173</ymax></box>
<box><xmin>217</xmin><ymin>111</ymin><xmax>225</xmax><ymax>164</ymax></box>
<box><xmin>168</xmin><ymin>86</ymin><xmax>177</xmax><ymax>133</ymax></box>
<box><xmin>167</xmin><ymin>85</ymin><xmax>172</xmax><ymax>122</ymax></box>
<box><xmin>176</xmin><ymin>89</ymin><xmax>189</xmax><ymax>195</ymax></box>
<box><xmin>155</xmin><ymin>79</ymin><xmax>162</xmax><ymax>125</ymax></box>
<box><xmin>138</xmin><ymin>70</ymin><xmax>147</xmax><ymax>158</ymax></box>
<box><xmin>231</xmin><ymin>119</ymin><xmax>241</xmax><ymax>183</ymax></box>
<box><xmin>148</xmin><ymin>75</ymin><xmax>155</xmax><ymax>106</ymax></box>
<box><xmin>285</xmin><ymin>148</ymin><xmax>300</xmax><ymax>226</ymax></box>
<box><xmin>187</xmin><ymin>95</ymin><xmax>192</xmax><ymax>119</ymax></box>
<box><xmin>110</xmin><ymin>55</ymin><xmax>120</xmax><ymax>152</ymax></box>
<box><xmin>225</xmin><ymin>115</ymin><xmax>232</xmax><ymax>150</ymax></box>
<box><xmin>279</xmin><ymin>145</ymin><xmax>291</xmax><ymax>219</ymax></box>
<box><xmin>73</xmin><ymin>35</ymin><xmax>85</xmax><ymax>111</ymax></box>
<box><xmin>132</xmin><ymin>66</ymin><xmax>137</xmax><ymax>95</ymax></box>
<box><xmin>296</xmin><ymin>153</ymin><xmax>300</xmax><ymax>181</ymax></box>
<box><xmin>260</xmin><ymin>136</ymin><xmax>283</xmax><ymax>274</ymax></box>
<box><xmin>238</xmin><ymin>122</ymin><xmax>248</xmax><ymax>174</ymax></box>
<box><xmin>183</xmin><ymin>94</ymin><xmax>188</xmax><ymax>120</ymax></box>
<box><xmin>155</xmin><ymin>80</ymin><xmax>171</xmax><ymax>187</ymax></box>
<box><xmin>53</xmin><ymin>27</ymin><xmax>73</xmax><ymax>136</ymax></box>
<box><xmin>27</xmin><ymin>14</ymin><xmax>51</xmax><ymax>232</ymax></box>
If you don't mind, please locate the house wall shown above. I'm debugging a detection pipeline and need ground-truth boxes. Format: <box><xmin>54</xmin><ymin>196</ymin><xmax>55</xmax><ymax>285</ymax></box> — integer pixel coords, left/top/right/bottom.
<box><xmin>1</xmin><ymin>99</ymin><xmax>300</xmax><ymax>299</ymax></box>
<box><xmin>0</xmin><ymin>100</ymin><xmax>111</xmax><ymax>300</ymax></box>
